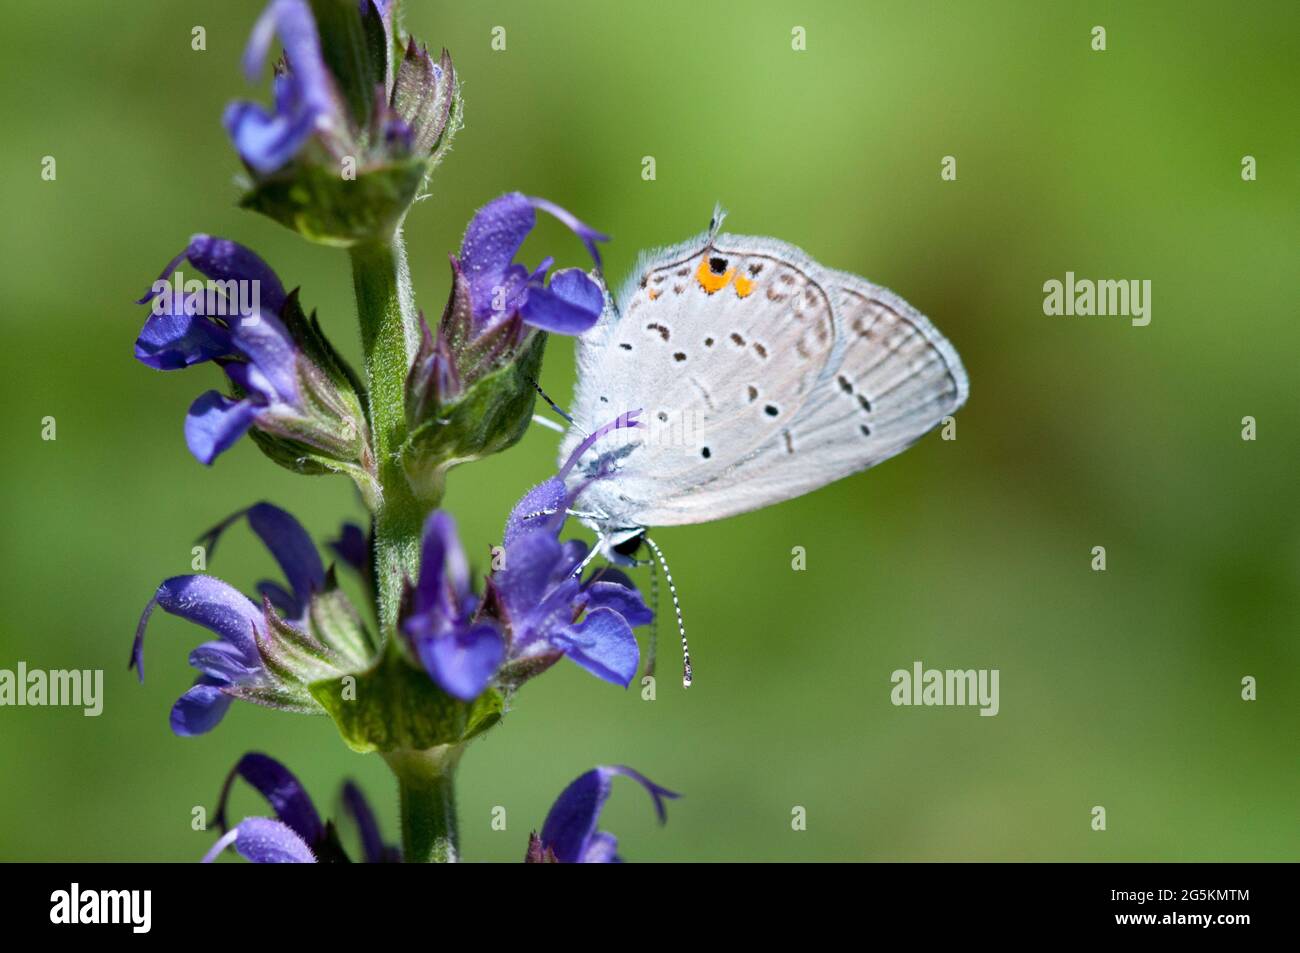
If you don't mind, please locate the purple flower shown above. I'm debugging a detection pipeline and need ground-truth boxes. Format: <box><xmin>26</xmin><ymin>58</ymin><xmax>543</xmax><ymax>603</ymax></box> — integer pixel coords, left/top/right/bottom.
<box><xmin>504</xmin><ymin>410</ymin><xmax>643</xmax><ymax>545</ymax></box>
<box><xmin>401</xmin><ymin>197</ymin><xmax>610</xmax><ymax>497</ymax></box>
<box><xmin>459</xmin><ymin>192</ymin><xmax>608</xmax><ymax>335</ymax></box>
<box><xmin>487</xmin><ymin>531</ymin><xmax>650</xmax><ymax>690</ymax></box>
<box><xmin>407</xmin><ymin>195</ymin><xmax>610</xmax><ymax>417</ymax></box>
<box><xmin>136</xmin><ymin>234</ymin><xmax>367</xmax><ymax>468</ymax></box>
<box><xmin>401</xmin><ymin>479</ymin><xmax>652</xmax><ymax>701</ymax></box>
<box><xmin>132</xmin><ymin>573</ymin><xmax>269</xmax><ymax>737</ymax></box>
<box><xmin>132</xmin><ymin>503</ymin><xmax>375</xmax><ymax>736</ymax></box>
<box><xmin>205</xmin><ymin>752</ymin><xmax>397</xmax><ymax>863</ymax></box>
<box><xmin>224</xmin><ymin>0</ymin><xmax>346</xmax><ymax>174</ymax></box>
<box><xmin>329</xmin><ymin>521</ymin><xmax>370</xmax><ymax>579</ymax></box>
<box><xmin>490</xmin><ymin>410</ymin><xmax>650</xmax><ymax>688</ymax></box>
<box><xmin>401</xmin><ymin>512</ymin><xmax>506</xmax><ymax>702</ymax></box>
<box><xmin>134</xmin><ymin>235</ymin><xmax>299</xmax><ymax>463</ymax></box>
<box><xmin>527</xmin><ymin>766</ymin><xmax>679</xmax><ymax>863</ymax></box>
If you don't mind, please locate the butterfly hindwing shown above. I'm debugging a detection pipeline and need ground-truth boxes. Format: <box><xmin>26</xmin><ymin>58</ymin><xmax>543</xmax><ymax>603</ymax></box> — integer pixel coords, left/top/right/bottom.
<box><xmin>641</xmin><ymin>274</ymin><xmax>969</xmax><ymax>523</ymax></box>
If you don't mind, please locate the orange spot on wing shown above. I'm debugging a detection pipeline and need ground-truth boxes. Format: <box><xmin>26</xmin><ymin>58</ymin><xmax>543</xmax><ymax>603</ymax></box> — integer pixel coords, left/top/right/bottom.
<box><xmin>733</xmin><ymin>274</ymin><xmax>755</xmax><ymax>298</ymax></box>
<box><xmin>647</xmin><ymin>288</ymin><xmax>660</xmax><ymax>300</ymax></box>
<box><xmin>695</xmin><ymin>258</ymin><xmax>734</xmax><ymax>294</ymax></box>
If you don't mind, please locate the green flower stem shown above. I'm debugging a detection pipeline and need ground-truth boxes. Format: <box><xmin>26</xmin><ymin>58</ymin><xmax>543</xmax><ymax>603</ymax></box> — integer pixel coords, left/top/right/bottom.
<box><xmin>351</xmin><ymin>231</ymin><xmax>457</xmax><ymax>862</ymax></box>
<box><xmin>349</xmin><ymin>231</ymin><xmax>429</xmax><ymax>641</ymax></box>
<box><xmin>383</xmin><ymin>745</ymin><xmax>464</xmax><ymax>863</ymax></box>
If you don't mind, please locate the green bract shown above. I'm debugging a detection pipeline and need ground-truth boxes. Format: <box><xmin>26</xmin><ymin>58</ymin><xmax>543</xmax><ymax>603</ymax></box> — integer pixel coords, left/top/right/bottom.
<box><xmin>310</xmin><ymin>649</ymin><xmax>504</xmax><ymax>754</ymax></box>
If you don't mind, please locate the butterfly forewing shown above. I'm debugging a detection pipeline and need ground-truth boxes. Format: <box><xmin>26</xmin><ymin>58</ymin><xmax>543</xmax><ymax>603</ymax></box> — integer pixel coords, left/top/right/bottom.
<box><xmin>564</xmin><ymin>234</ymin><xmax>837</xmax><ymax>487</ymax></box>
<box><xmin>562</xmin><ymin>228</ymin><xmax>967</xmax><ymax>530</ymax></box>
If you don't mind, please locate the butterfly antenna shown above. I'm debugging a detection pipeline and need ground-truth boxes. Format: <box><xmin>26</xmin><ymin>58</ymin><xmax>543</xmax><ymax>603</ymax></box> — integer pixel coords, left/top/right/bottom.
<box><xmin>643</xmin><ymin>535</ymin><xmax>691</xmax><ymax>687</ymax></box>
<box><xmin>528</xmin><ymin>376</ymin><xmax>579</xmax><ymax>429</ymax></box>
<box><xmin>642</xmin><ymin>552</ymin><xmax>659</xmax><ymax>680</ymax></box>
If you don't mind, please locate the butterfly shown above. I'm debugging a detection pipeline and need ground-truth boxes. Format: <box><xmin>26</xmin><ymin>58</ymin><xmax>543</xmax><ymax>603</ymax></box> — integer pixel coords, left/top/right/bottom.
<box><xmin>553</xmin><ymin>209</ymin><xmax>969</xmax><ymax>682</ymax></box>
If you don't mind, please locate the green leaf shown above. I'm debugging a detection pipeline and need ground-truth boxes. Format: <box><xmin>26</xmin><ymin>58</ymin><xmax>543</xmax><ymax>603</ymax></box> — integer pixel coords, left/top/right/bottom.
<box><xmin>309</xmin><ymin>651</ymin><xmax>504</xmax><ymax>754</ymax></box>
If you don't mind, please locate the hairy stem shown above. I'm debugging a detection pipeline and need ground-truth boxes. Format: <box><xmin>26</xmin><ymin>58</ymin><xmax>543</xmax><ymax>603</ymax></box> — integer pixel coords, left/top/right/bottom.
<box><xmin>352</xmin><ymin>231</ymin><xmax>458</xmax><ymax>862</ymax></box>
<box><xmin>384</xmin><ymin>746</ymin><xmax>463</xmax><ymax>863</ymax></box>
<box><xmin>350</xmin><ymin>230</ymin><xmax>429</xmax><ymax>641</ymax></box>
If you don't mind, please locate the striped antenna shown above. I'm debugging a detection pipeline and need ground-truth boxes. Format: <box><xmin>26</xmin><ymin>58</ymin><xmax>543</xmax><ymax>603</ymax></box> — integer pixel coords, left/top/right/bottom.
<box><xmin>642</xmin><ymin>552</ymin><xmax>659</xmax><ymax>679</ymax></box>
<box><xmin>527</xmin><ymin>376</ymin><xmax>578</xmax><ymax>428</ymax></box>
<box><xmin>643</xmin><ymin>535</ymin><xmax>691</xmax><ymax>687</ymax></box>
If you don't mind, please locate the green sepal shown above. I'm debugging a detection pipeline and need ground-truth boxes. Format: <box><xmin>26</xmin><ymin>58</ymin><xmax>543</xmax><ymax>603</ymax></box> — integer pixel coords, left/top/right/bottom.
<box><xmin>308</xmin><ymin>572</ymin><xmax>380</xmax><ymax>667</ymax></box>
<box><xmin>228</xmin><ymin>582</ymin><xmax>379</xmax><ymax>716</ymax></box>
<box><xmin>238</xmin><ymin>291</ymin><xmax>380</xmax><ymax>504</ymax></box>
<box><xmin>239</xmin><ymin>156</ymin><xmax>429</xmax><ymax>247</ymax></box>
<box><xmin>279</xmin><ymin>290</ymin><xmax>369</xmax><ymax>405</ymax></box>
<box><xmin>309</xmin><ymin>650</ymin><xmax>505</xmax><ymax>754</ymax></box>
<box><xmin>401</xmin><ymin>332</ymin><xmax>545</xmax><ymax>500</ymax></box>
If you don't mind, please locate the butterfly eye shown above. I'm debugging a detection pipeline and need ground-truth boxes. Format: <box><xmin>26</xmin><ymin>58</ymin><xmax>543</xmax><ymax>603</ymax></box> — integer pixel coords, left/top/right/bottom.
<box><xmin>612</xmin><ymin>531</ymin><xmax>647</xmax><ymax>558</ymax></box>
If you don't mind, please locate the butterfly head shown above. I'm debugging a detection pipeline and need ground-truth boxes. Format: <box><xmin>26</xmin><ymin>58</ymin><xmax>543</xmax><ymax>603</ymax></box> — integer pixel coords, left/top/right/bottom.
<box><xmin>598</xmin><ymin>526</ymin><xmax>647</xmax><ymax>566</ymax></box>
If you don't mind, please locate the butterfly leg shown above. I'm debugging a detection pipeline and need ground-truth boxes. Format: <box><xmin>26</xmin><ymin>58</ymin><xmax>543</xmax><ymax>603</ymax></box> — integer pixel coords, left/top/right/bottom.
<box><xmin>530</xmin><ymin>414</ymin><xmax>565</xmax><ymax>433</ymax></box>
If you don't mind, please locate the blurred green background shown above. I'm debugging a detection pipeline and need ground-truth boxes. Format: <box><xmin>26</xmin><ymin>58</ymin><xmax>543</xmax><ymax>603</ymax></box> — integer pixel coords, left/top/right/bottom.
<box><xmin>0</xmin><ymin>0</ymin><xmax>1296</xmax><ymax>862</ymax></box>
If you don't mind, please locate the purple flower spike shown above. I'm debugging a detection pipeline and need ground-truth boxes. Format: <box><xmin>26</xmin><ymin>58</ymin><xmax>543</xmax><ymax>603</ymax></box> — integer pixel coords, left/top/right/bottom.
<box><xmin>531</xmin><ymin>765</ymin><xmax>680</xmax><ymax>863</ymax></box>
<box><xmin>224</xmin><ymin>0</ymin><xmax>343</xmax><ymax>174</ymax></box>
<box><xmin>458</xmin><ymin>192</ymin><xmax>609</xmax><ymax>335</ymax></box>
